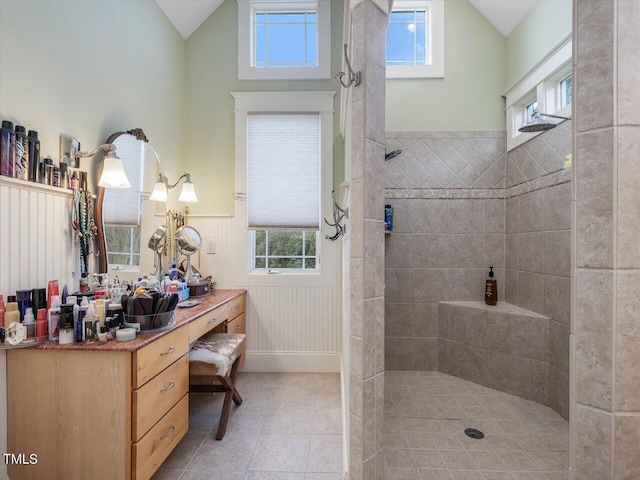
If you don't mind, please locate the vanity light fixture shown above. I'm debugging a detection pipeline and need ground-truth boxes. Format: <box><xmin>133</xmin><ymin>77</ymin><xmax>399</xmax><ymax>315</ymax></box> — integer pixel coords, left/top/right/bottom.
<box><xmin>74</xmin><ymin>144</ymin><xmax>131</xmax><ymax>189</ymax></box>
<box><xmin>146</xmin><ymin>144</ymin><xmax>198</xmax><ymax>203</ymax></box>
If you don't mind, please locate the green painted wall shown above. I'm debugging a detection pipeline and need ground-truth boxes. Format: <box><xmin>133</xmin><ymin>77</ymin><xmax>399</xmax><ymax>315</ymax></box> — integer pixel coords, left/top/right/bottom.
<box><xmin>506</xmin><ymin>0</ymin><xmax>572</xmax><ymax>87</ymax></box>
<box><xmin>386</xmin><ymin>0</ymin><xmax>507</xmax><ymax>132</ymax></box>
<box><xmin>0</xmin><ymin>0</ymin><xmax>186</xmax><ymax>195</ymax></box>
<box><xmin>184</xmin><ymin>0</ymin><xmax>345</xmax><ymax>215</ymax></box>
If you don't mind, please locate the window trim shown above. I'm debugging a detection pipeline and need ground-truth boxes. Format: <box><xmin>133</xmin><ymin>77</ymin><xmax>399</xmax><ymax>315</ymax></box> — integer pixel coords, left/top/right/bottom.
<box><xmin>504</xmin><ymin>35</ymin><xmax>572</xmax><ymax>151</ymax></box>
<box><xmin>386</xmin><ymin>0</ymin><xmax>445</xmax><ymax>79</ymax></box>
<box><xmin>232</xmin><ymin>91</ymin><xmax>336</xmax><ymax>287</ymax></box>
<box><xmin>237</xmin><ymin>0</ymin><xmax>331</xmax><ymax>80</ymax></box>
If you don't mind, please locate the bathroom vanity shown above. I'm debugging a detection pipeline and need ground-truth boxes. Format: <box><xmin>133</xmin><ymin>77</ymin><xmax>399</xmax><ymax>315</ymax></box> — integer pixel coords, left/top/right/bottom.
<box><xmin>6</xmin><ymin>289</ymin><xmax>246</xmax><ymax>480</ymax></box>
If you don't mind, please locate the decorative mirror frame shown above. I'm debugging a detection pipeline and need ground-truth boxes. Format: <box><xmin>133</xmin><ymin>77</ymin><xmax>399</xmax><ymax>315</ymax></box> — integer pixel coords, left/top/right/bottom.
<box><xmin>96</xmin><ymin>128</ymin><xmax>149</xmax><ymax>273</ymax></box>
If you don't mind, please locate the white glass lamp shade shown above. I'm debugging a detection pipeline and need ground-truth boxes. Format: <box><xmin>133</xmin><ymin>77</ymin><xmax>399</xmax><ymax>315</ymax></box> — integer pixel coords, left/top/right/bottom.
<box><xmin>149</xmin><ymin>180</ymin><xmax>168</xmax><ymax>202</ymax></box>
<box><xmin>178</xmin><ymin>180</ymin><xmax>198</xmax><ymax>203</ymax></box>
<box><xmin>98</xmin><ymin>155</ymin><xmax>131</xmax><ymax>189</ymax></box>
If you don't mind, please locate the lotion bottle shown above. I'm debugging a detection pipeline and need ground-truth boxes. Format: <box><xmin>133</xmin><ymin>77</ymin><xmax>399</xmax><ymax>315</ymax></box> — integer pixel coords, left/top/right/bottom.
<box><xmin>48</xmin><ymin>295</ymin><xmax>61</xmax><ymax>339</ymax></box>
<box><xmin>485</xmin><ymin>266</ymin><xmax>498</xmax><ymax>306</ymax></box>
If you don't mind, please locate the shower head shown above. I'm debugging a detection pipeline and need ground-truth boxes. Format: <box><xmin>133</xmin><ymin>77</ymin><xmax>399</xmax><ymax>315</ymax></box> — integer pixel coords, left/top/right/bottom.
<box><xmin>385</xmin><ymin>149</ymin><xmax>402</xmax><ymax>161</ymax></box>
<box><xmin>519</xmin><ymin>110</ymin><xmax>572</xmax><ymax>133</ymax></box>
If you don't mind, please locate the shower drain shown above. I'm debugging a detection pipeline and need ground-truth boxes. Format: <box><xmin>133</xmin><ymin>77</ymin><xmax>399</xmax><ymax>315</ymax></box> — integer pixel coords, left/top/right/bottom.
<box><xmin>464</xmin><ymin>428</ymin><xmax>485</xmax><ymax>439</ymax></box>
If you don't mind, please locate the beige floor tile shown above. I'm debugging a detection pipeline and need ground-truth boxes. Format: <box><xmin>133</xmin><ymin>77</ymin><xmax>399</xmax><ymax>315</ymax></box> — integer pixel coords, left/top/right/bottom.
<box><xmin>494</xmin><ymin>420</ymin><xmax>529</xmax><ymax>434</ymax></box>
<box><xmin>454</xmin><ymin>396</ymin><xmax>480</xmax><ymax>407</ymax></box>
<box><xmin>449</xmin><ymin>472</ymin><xmax>481</xmax><ymax>480</ymax></box>
<box><xmin>462</xmin><ymin>407</ymin><xmax>492</xmax><ymax>419</ymax></box>
<box><xmin>496</xmin><ymin>452</ymin><xmax>537</xmax><ymax>472</ymax></box>
<box><xmin>543</xmin><ymin>472</ymin><xmax>569</xmax><ymax>480</ymax></box>
<box><xmin>510</xmin><ymin>435</ymin><xmax>547</xmax><ymax>452</ymax></box>
<box><xmin>150</xmin><ymin>469</ymin><xmax>183</xmax><ymax>480</ymax></box>
<box><xmin>306</xmin><ymin>435</ymin><xmax>343</xmax><ymax>473</ymax></box>
<box><xmin>479</xmin><ymin>472</ymin><xmax>514</xmax><ymax>480</ymax></box>
<box><xmin>430</xmin><ymin>433</ymin><xmax>466</xmax><ymax>450</ymax></box>
<box><xmin>159</xmin><ymin>432</ymin><xmax>207</xmax><ymax>469</ymax></box>
<box><xmin>305</xmin><ymin>474</ymin><xmax>343</xmax><ymax>480</ymax></box>
<box><xmin>419</xmin><ymin>469</ymin><xmax>453</xmax><ymax>479</ymax></box>
<box><xmin>310</xmin><ymin>408</ymin><xmax>342</xmax><ymax>435</ymax></box>
<box><xmin>485</xmin><ymin>436</ymin><xmax>521</xmax><ymax>452</ymax></box>
<box><xmin>439</xmin><ymin>406</ymin><xmax>467</xmax><ymax>420</ymax></box>
<box><xmin>385</xmin><ymin>432</ymin><xmax>410</xmax><ymax>448</ymax></box>
<box><xmin>247</xmin><ymin>434</ymin><xmax>309</xmax><ymax>472</ymax></box>
<box><xmin>412</xmin><ymin>449</ymin><xmax>446</xmax><ymax>469</ymax></box>
<box><xmin>457</xmin><ymin>435</ymin><xmax>493</xmax><ymax>452</ymax></box>
<box><xmin>180</xmin><ymin>471</ymin><xmax>244</xmax><ymax>480</ymax></box>
<box><xmin>385</xmin><ymin>448</ymin><xmax>416</xmax><ymax>467</ymax></box>
<box><xmin>425</xmin><ymin>419</ymin><xmax>455</xmax><ymax>433</ymax></box>
<box><xmin>535</xmin><ymin>435</ymin><xmax>568</xmax><ymax>452</ymax></box>
<box><xmin>405</xmin><ymin>431</ymin><xmax>437</xmax><ymax>449</ymax></box>
<box><xmin>439</xmin><ymin>450</ymin><xmax>477</xmax><ymax>470</ymax></box>
<box><xmin>188</xmin><ymin>433</ymin><xmax>259</xmax><ymax>471</ymax></box>
<box><xmin>524</xmin><ymin>451</ymin><xmax>566</xmax><ymax>471</ymax></box>
<box><xmin>385</xmin><ymin>467</ymin><xmax>422</xmax><ymax>479</ymax></box>
<box><xmin>467</xmin><ymin>451</ymin><xmax>508</xmax><ymax>471</ymax></box>
<box><xmin>475</xmin><ymin>397</ymin><xmax>505</xmax><ymax>407</ymax></box>
<box><xmin>244</xmin><ymin>473</ymin><xmax>304</xmax><ymax>480</ymax></box>
<box><xmin>420</xmin><ymin>405</ymin><xmax>447</xmax><ymax>419</ymax></box>
<box><xmin>263</xmin><ymin>407</ymin><xmax>317</xmax><ymax>434</ymax></box>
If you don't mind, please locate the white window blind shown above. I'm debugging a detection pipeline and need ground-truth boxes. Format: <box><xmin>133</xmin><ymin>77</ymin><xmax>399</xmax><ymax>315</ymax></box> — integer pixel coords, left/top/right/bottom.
<box><xmin>247</xmin><ymin>113</ymin><xmax>321</xmax><ymax>229</ymax></box>
<box><xmin>103</xmin><ymin>135</ymin><xmax>144</xmax><ymax>226</ymax></box>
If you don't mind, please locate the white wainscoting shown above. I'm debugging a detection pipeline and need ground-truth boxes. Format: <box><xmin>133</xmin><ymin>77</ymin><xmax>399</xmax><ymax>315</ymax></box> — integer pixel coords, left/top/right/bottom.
<box><xmin>186</xmin><ymin>215</ymin><xmax>342</xmax><ymax>371</ymax></box>
<box><xmin>0</xmin><ymin>177</ymin><xmax>77</xmax><ymax>480</ymax></box>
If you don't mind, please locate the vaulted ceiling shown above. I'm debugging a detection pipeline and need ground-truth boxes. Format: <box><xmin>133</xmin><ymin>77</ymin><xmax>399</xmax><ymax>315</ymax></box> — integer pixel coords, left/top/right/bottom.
<box><xmin>155</xmin><ymin>0</ymin><xmax>537</xmax><ymax>40</ymax></box>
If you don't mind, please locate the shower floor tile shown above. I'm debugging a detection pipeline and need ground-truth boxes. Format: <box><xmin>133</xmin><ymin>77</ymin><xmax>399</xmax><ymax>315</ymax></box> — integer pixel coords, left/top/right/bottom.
<box><xmin>385</xmin><ymin>371</ymin><xmax>569</xmax><ymax>479</ymax></box>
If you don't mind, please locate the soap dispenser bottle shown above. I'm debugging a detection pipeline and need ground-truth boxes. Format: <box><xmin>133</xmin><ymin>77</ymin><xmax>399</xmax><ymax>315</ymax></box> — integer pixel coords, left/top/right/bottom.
<box><xmin>485</xmin><ymin>267</ymin><xmax>498</xmax><ymax>306</ymax></box>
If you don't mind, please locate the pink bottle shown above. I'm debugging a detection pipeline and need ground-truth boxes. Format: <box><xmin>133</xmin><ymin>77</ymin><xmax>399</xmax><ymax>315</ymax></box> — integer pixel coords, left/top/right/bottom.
<box><xmin>0</xmin><ymin>294</ymin><xmax>5</xmax><ymax>328</ymax></box>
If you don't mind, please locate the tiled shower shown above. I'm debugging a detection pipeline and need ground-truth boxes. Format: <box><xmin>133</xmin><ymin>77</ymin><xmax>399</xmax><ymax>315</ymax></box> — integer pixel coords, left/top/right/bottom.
<box><xmin>384</xmin><ymin>122</ymin><xmax>572</xmax><ymax>420</ymax></box>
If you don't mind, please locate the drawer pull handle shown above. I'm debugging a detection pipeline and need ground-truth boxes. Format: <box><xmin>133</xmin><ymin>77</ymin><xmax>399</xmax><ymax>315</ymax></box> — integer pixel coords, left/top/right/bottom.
<box><xmin>207</xmin><ymin>319</ymin><xmax>217</xmax><ymax>324</ymax></box>
<box><xmin>160</xmin><ymin>425</ymin><xmax>175</xmax><ymax>439</ymax></box>
<box><xmin>160</xmin><ymin>347</ymin><xmax>175</xmax><ymax>356</ymax></box>
<box><xmin>160</xmin><ymin>381</ymin><xmax>176</xmax><ymax>393</ymax></box>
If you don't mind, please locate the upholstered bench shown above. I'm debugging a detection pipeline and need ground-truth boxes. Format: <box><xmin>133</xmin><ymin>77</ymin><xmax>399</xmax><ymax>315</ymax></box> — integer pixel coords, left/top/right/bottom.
<box><xmin>189</xmin><ymin>332</ymin><xmax>246</xmax><ymax>440</ymax></box>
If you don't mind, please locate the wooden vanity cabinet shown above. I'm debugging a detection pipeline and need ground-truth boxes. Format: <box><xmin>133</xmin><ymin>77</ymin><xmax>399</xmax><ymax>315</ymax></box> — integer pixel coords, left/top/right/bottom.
<box><xmin>6</xmin><ymin>290</ymin><xmax>246</xmax><ymax>480</ymax></box>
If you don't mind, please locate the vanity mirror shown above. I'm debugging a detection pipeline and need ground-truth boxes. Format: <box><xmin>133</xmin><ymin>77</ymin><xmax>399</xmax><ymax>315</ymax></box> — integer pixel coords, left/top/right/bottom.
<box><xmin>96</xmin><ymin>128</ymin><xmax>148</xmax><ymax>273</ymax></box>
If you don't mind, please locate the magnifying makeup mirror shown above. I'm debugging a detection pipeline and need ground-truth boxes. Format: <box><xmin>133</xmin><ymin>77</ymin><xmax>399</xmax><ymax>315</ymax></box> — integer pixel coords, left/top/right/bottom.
<box><xmin>148</xmin><ymin>226</ymin><xmax>166</xmax><ymax>278</ymax></box>
<box><xmin>175</xmin><ymin>225</ymin><xmax>202</xmax><ymax>282</ymax></box>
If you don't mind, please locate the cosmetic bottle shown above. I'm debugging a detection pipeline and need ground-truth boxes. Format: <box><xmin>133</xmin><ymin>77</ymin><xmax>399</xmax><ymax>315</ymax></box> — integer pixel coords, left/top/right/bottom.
<box><xmin>14</xmin><ymin>126</ymin><xmax>28</xmax><ymax>180</ymax></box>
<box><xmin>70</xmin><ymin>170</ymin><xmax>79</xmax><ymax>190</ymax></box>
<box><xmin>36</xmin><ymin>308</ymin><xmax>47</xmax><ymax>341</ymax></box>
<box><xmin>95</xmin><ymin>299</ymin><xmax>105</xmax><ymax>327</ymax></box>
<box><xmin>48</xmin><ymin>295</ymin><xmax>61</xmax><ymax>340</ymax></box>
<box><xmin>22</xmin><ymin>308</ymin><xmax>35</xmax><ymax>343</ymax></box>
<box><xmin>66</xmin><ymin>295</ymin><xmax>79</xmax><ymax>330</ymax></box>
<box><xmin>52</xmin><ymin>164</ymin><xmax>60</xmax><ymax>188</ymax></box>
<box><xmin>0</xmin><ymin>120</ymin><xmax>15</xmax><ymax>177</ymax></box>
<box><xmin>27</xmin><ymin>130</ymin><xmax>40</xmax><ymax>182</ymax></box>
<box><xmin>385</xmin><ymin>204</ymin><xmax>393</xmax><ymax>232</ymax></box>
<box><xmin>485</xmin><ymin>266</ymin><xmax>498</xmax><ymax>306</ymax></box>
<box><xmin>31</xmin><ymin>288</ymin><xmax>46</xmax><ymax>314</ymax></box>
<box><xmin>43</xmin><ymin>158</ymin><xmax>53</xmax><ymax>185</ymax></box>
<box><xmin>16</xmin><ymin>289</ymin><xmax>30</xmax><ymax>323</ymax></box>
<box><xmin>83</xmin><ymin>303</ymin><xmax>98</xmax><ymax>342</ymax></box>
<box><xmin>5</xmin><ymin>302</ymin><xmax>20</xmax><ymax>326</ymax></box>
<box><xmin>47</xmin><ymin>280</ymin><xmax>59</xmax><ymax>309</ymax></box>
<box><xmin>79</xmin><ymin>171</ymin><xmax>87</xmax><ymax>191</ymax></box>
<box><xmin>0</xmin><ymin>294</ymin><xmax>5</xmax><ymax>328</ymax></box>
<box><xmin>60</xmin><ymin>162</ymin><xmax>69</xmax><ymax>189</ymax></box>
<box><xmin>58</xmin><ymin>304</ymin><xmax>74</xmax><ymax>345</ymax></box>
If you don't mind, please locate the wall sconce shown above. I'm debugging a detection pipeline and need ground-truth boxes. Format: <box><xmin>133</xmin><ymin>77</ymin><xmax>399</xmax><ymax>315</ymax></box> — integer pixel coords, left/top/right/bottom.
<box><xmin>146</xmin><ymin>143</ymin><xmax>198</xmax><ymax>203</ymax></box>
<box><xmin>149</xmin><ymin>173</ymin><xmax>198</xmax><ymax>203</ymax></box>
<box><xmin>73</xmin><ymin>143</ymin><xmax>131</xmax><ymax>189</ymax></box>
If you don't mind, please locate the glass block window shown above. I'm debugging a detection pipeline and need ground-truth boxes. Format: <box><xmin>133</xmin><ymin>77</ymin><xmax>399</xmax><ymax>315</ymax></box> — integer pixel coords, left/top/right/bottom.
<box><xmin>386</xmin><ymin>9</ymin><xmax>428</xmax><ymax>66</ymax></box>
<box><xmin>560</xmin><ymin>74</ymin><xmax>572</xmax><ymax>108</ymax></box>
<box><xmin>526</xmin><ymin>100</ymin><xmax>538</xmax><ymax>123</ymax></box>
<box><xmin>252</xmin><ymin>230</ymin><xmax>318</xmax><ymax>270</ymax></box>
<box><xmin>254</xmin><ymin>11</ymin><xmax>318</xmax><ymax>67</ymax></box>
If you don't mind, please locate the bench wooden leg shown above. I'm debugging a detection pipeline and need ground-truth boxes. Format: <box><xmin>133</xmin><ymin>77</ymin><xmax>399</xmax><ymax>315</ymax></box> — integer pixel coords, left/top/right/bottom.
<box><xmin>214</xmin><ymin>356</ymin><xmax>243</xmax><ymax>440</ymax></box>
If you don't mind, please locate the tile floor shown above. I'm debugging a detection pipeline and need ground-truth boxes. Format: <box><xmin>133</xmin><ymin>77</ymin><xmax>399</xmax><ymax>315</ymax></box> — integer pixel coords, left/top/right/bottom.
<box><xmin>384</xmin><ymin>371</ymin><xmax>569</xmax><ymax>480</ymax></box>
<box><xmin>152</xmin><ymin>372</ymin><xmax>344</xmax><ymax>480</ymax></box>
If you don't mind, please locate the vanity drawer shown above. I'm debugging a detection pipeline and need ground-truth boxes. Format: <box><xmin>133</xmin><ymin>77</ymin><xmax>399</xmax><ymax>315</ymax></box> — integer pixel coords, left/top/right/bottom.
<box><xmin>188</xmin><ymin>304</ymin><xmax>227</xmax><ymax>343</ymax></box>
<box><xmin>227</xmin><ymin>294</ymin><xmax>245</xmax><ymax>321</ymax></box>
<box><xmin>134</xmin><ymin>327</ymin><xmax>189</xmax><ymax>388</ymax></box>
<box><xmin>132</xmin><ymin>354</ymin><xmax>189</xmax><ymax>441</ymax></box>
<box><xmin>227</xmin><ymin>312</ymin><xmax>245</xmax><ymax>334</ymax></box>
<box><xmin>133</xmin><ymin>394</ymin><xmax>188</xmax><ymax>480</ymax></box>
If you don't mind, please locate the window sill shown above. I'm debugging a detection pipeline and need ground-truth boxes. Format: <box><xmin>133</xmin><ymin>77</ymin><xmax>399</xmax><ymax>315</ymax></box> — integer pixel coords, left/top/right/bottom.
<box><xmin>386</xmin><ymin>64</ymin><xmax>444</xmax><ymax>79</ymax></box>
<box><xmin>249</xmin><ymin>269</ymin><xmax>321</xmax><ymax>276</ymax></box>
<box><xmin>238</xmin><ymin>65</ymin><xmax>331</xmax><ymax>81</ymax></box>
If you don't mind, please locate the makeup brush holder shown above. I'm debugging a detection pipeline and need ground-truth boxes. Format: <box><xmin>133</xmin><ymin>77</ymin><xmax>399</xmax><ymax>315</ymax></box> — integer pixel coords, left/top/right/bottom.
<box><xmin>123</xmin><ymin>310</ymin><xmax>175</xmax><ymax>332</ymax></box>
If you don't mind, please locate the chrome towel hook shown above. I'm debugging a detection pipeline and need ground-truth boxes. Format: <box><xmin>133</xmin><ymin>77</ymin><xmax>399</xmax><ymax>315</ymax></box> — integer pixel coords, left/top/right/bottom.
<box><xmin>336</xmin><ymin>44</ymin><xmax>361</xmax><ymax>88</ymax></box>
<box><xmin>324</xmin><ymin>189</ymin><xmax>349</xmax><ymax>241</ymax></box>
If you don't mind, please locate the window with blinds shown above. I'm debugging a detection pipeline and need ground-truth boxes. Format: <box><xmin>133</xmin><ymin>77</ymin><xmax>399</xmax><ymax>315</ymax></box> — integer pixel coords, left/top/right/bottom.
<box><xmin>247</xmin><ymin>113</ymin><xmax>321</xmax><ymax>230</ymax></box>
<box><xmin>247</xmin><ymin>112</ymin><xmax>321</xmax><ymax>270</ymax></box>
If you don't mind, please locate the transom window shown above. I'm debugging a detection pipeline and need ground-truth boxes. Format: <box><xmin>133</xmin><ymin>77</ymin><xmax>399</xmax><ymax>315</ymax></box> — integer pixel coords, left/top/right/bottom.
<box><xmin>386</xmin><ymin>0</ymin><xmax>444</xmax><ymax>79</ymax></box>
<box><xmin>560</xmin><ymin>74</ymin><xmax>572</xmax><ymax>108</ymax></box>
<box><xmin>387</xmin><ymin>9</ymin><xmax>428</xmax><ymax>66</ymax></box>
<box><xmin>238</xmin><ymin>0</ymin><xmax>331</xmax><ymax>80</ymax></box>
<box><xmin>254</xmin><ymin>11</ymin><xmax>317</xmax><ymax>67</ymax></box>
<box><xmin>252</xmin><ymin>230</ymin><xmax>318</xmax><ymax>270</ymax></box>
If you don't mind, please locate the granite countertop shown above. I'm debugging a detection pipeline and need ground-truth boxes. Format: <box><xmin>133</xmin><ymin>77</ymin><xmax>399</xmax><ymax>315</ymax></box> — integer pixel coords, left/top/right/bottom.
<box><xmin>33</xmin><ymin>289</ymin><xmax>246</xmax><ymax>352</ymax></box>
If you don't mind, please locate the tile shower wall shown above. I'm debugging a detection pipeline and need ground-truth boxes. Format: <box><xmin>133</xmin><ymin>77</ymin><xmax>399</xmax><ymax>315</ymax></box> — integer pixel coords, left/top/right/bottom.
<box><xmin>505</xmin><ymin>121</ymin><xmax>572</xmax><ymax>420</ymax></box>
<box><xmin>384</xmin><ymin>131</ymin><xmax>507</xmax><ymax>372</ymax></box>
